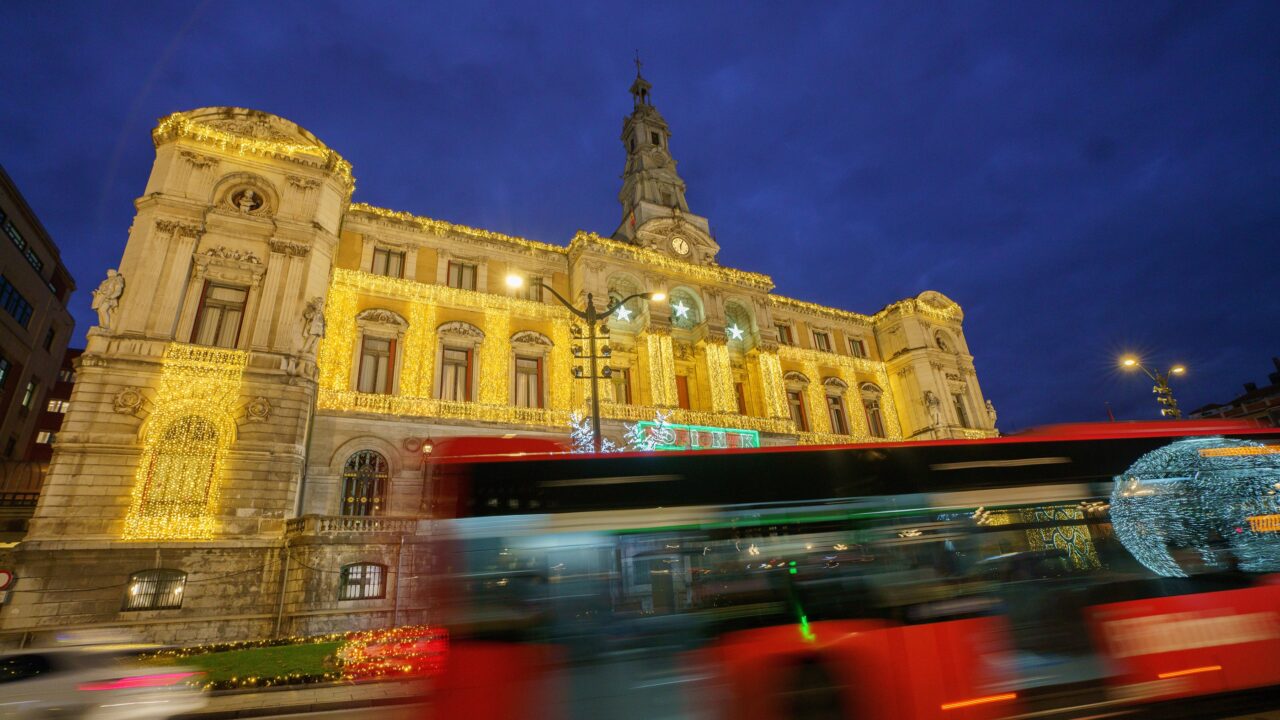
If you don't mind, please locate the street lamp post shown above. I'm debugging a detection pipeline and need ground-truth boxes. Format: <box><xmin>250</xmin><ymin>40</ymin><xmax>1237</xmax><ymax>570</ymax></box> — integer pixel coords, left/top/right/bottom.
<box><xmin>1120</xmin><ymin>356</ymin><xmax>1186</xmax><ymax>419</ymax></box>
<box><xmin>507</xmin><ymin>274</ymin><xmax>663</xmax><ymax>452</ymax></box>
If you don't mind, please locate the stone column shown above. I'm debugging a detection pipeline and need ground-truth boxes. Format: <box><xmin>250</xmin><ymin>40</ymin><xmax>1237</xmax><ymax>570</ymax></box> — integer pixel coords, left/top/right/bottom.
<box><xmin>702</xmin><ymin>338</ymin><xmax>736</xmax><ymax>413</ymax></box>
<box><xmin>479</xmin><ymin>311</ymin><xmax>511</xmax><ymax>405</ymax></box>
<box><xmin>645</xmin><ymin>330</ymin><xmax>678</xmax><ymax>407</ymax></box>
<box><xmin>755</xmin><ymin>350</ymin><xmax>788</xmax><ymax>418</ymax></box>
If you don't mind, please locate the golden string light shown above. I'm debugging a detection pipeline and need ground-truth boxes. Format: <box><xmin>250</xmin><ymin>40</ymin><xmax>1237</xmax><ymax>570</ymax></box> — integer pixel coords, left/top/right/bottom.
<box><xmin>645</xmin><ymin>333</ymin><xmax>678</xmax><ymax>406</ymax></box>
<box><xmin>771</xmin><ymin>295</ymin><xmax>874</xmax><ymax>326</ymax></box>
<box><xmin>317</xmin><ymin>285</ymin><xmax>358</xmax><ymax>391</ymax></box>
<box><xmin>312</xmin><ymin>269</ymin><xmax>982</xmax><ymax>442</ymax></box>
<box><xmin>349</xmin><ymin>203</ymin><xmax>567</xmax><ymax>256</ymax></box>
<box><xmin>400</xmin><ymin>304</ymin><xmax>436</xmax><ymax>397</ymax></box>
<box><xmin>152</xmin><ymin>111</ymin><xmax>354</xmax><ymax>195</ymax></box>
<box><xmin>122</xmin><ymin>343</ymin><xmax>247</xmax><ymax>540</ymax></box>
<box><xmin>570</xmin><ymin>231</ymin><xmax>775</xmax><ymax>291</ymax></box>
<box><xmin>479</xmin><ymin>311</ymin><xmax>511</xmax><ymax>405</ymax></box>
<box><xmin>756</xmin><ymin>352</ymin><xmax>789</xmax><ymax>419</ymax></box>
<box><xmin>702</xmin><ymin>340</ymin><xmax>737</xmax><ymax>413</ymax></box>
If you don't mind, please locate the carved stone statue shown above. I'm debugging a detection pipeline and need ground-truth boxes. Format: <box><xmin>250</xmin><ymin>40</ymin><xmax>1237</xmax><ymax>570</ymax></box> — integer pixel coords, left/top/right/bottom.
<box><xmin>985</xmin><ymin>399</ymin><xmax>998</xmax><ymax>426</ymax></box>
<box><xmin>924</xmin><ymin>390</ymin><xmax>942</xmax><ymax>427</ymax></box>
<box><xmin>91</xmin><ymin>269</ymin><xmax>125</xmax><ymax>329</ymax></box>
<box><xmin>235</xmin><ymin>188</ymin><xmax>261</xmax><ymax>213</ymax></box>
<box><xmin>301</xmin><ymin>297</ymin><xmax>325</xmax><ymax>355</ymax></box>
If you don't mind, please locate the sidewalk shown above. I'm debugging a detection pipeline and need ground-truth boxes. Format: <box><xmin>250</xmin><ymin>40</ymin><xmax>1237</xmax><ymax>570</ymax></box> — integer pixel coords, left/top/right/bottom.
<box><xmin>173</xmin><ymin>678</ymin><xmax>427</xmax><ymax>719</ymax></box>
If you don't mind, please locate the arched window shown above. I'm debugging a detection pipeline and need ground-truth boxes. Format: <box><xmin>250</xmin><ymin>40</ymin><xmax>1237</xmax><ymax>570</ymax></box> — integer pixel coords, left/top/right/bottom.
<box><xmin>861</xmin><ymin>383</ymin><xmax>886</xmax><ymax>439</ymax></box>
<box><xmin>140</xmin><ymin>415</ymin><xmax>220</xmax><ymax>519</ymax></box>
<box><xmin>339</xmin><ymin>563</ymin><xmax>387</xmax><ymax>600</ymax></box>
<box><xmin>724</xmin><ymin>301</ymin><xmax>755</xmax><ymax>349</ymax></box>
<box><xmin>341</xmin><ymin>450</ymin><xmax>389</xmax><ymax>516</ymax></box>
<box><xmin>784</xmin><ymin>372</ymin><xmax>810</xmax><ymax>432</ymax></box>
<box><xmin>668</xmin><ymin>288</ymin><xmax>702</xmax><ymax>329</ymax></box>
<box><xmin>123</xmin><ymin>569</ymin><xmax>187</xmax><ymax>611</ymax></box>
<box><xmin>823</xmin><ymin>378</ymin><xmax>850</xmax><ymax>435</ymax></box>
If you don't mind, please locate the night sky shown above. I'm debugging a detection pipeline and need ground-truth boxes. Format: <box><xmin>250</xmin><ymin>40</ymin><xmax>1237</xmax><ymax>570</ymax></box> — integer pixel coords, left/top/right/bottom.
<box><xmin>3</xmin><ymin>3</ymin><xmax>1277</xmax><ymax>432</ymax></box>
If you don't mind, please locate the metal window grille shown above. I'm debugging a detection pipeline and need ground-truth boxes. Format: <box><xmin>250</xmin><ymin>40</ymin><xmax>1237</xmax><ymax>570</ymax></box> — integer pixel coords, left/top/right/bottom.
<box><xmin>122</xmin><ymin>569</ymin><xmax>186</xmax><ymax>611</ymax></box>
<box><xmin>341</xmin><ymin>450</ymin><xmax>389</xmax><ymax>516</ymax></box>
<box><xmin>339</xmin><ymin>563</ymin><xmax>386</xmax><ymax>600</ymax></box>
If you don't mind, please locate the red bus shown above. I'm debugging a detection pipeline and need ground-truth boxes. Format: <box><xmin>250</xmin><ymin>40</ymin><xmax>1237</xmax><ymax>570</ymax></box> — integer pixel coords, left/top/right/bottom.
<box><xmin>423</xmin><ymin>421</ymin><xmax>1280</xmax><ymax>719</ymax></box>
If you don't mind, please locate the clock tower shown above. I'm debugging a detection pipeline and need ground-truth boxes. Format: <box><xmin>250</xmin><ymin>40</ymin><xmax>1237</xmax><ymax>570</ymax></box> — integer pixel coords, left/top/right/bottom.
<box><xmin>612</xmin><ymin>63</ymin><xmax>718</xmax><ymax>264</ymax></box>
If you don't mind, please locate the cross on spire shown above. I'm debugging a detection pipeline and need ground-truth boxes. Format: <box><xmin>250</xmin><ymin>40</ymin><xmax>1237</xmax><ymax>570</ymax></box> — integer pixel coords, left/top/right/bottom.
<box><xmin>634</xmin><ymin>50</ymin><xmax>643</xmax><ymax>78</ymax></box>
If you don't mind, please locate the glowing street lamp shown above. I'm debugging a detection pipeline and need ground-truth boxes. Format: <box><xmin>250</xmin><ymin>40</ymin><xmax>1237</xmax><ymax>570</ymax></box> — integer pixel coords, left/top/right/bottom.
<box><xmin>1120</xmin><ymin>356</ymin><xmax>1186</xmax><ymax>419</ymax></box>
<box><xmin>506</xmin><ymin>274</ymin><xmax>663</xmax><ymax>452</ymax></box>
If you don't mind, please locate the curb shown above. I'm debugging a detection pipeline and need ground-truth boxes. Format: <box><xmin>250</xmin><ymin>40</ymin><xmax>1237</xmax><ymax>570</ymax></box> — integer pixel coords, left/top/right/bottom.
<box><xmin>171</xmin><ymin>694</ymin><xmax>424</xmax><ymax>719</ymax></box>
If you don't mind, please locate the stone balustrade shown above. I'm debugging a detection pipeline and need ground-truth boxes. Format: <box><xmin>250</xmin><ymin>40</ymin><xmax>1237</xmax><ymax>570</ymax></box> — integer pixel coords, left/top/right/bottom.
<box><xmin>284</xmin><ymin>514</ymin><xmax>418</xmax><ymax>537</ymax></box>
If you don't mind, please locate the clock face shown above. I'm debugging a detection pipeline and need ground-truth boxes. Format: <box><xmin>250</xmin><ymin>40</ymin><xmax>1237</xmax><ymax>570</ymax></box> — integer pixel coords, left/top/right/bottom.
<box><xmin>671</xmin><ymin>236</ymin><xmax>690</xmax><ymax>256</ymax></box>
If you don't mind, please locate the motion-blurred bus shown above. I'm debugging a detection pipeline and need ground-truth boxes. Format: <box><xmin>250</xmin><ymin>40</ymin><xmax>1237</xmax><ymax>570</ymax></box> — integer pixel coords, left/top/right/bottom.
<box><xmin>422</xmin><ymin>421</ymin><xmax>1280</xmax><ymax>719</ymax></box>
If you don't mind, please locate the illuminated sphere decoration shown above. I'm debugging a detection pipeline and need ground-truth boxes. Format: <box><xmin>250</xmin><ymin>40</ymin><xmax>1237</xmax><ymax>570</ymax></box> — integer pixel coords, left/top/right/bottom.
<box><xmin>1110</xmin><ymin>437</ymin><xmax>1280</xmax><ymax>577</ymax></box>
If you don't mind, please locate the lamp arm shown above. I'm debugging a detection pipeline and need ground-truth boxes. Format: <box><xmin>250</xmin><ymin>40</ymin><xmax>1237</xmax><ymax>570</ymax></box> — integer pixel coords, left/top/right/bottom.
<box><xmin>602</xmin><ymin>292</ymin><xmax>652</xmax><ymax>319</ymax></box>
<box><xmin>534</xmin><ymin>281</ymin><xmax>588</xmax><ymax>320</ymax></box>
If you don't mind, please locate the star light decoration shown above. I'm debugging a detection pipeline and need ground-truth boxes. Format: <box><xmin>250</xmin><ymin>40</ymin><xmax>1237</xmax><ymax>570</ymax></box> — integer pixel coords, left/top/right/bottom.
<box><xmin>672</xmin><ymin>300</ymin><xmax>691</xmax><ymax>319</ymax></box>
<box><xmin>727</xmin><ymin>324</ymin><xmax>745</xmax><ymax>341</ymax></box>
<box><xmin>613</xmin><ymin>304</ymin><xmax>633</xmax><ymax>322</ymax></box>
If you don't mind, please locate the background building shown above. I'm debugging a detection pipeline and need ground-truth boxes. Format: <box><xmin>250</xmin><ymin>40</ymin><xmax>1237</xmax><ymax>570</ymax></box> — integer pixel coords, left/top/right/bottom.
<box><xmin>1</xmin><ymin>75</ymin><xmax>995</xmax><ymax>644</ymax></box>
<box><xmin>1188</xmin><ymin>357</ymin><xmax>1280</xmax><ymax>427</ymax></box>
<box><xmin>0</xmin><ymin>164</ymin><xmax>75</xmax><ymax>462</ymax></box>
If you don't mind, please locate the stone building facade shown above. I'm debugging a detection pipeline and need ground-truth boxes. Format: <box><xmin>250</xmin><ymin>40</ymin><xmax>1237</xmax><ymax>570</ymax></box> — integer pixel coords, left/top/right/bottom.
<box><xmin>0</xmin><ymin>74</ymin><xmax>995</xmax><ymax>644</ymax></box>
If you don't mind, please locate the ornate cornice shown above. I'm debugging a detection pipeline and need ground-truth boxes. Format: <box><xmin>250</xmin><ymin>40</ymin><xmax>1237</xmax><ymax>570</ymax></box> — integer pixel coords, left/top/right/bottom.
<box><xmin>268</xmin><ymin>238</ymin><xmax>311</xmax><ymax>257</ymax></box>
<box><xmin>770</xmin><ymin>295</ymin><xmax>873</xmax><ymax>326</ymax></box>
<box><xmin>347</xmin><ymin>203</ymin><xmax>566</xmax><ymax>257</ymax></box>
<box><xmin>153</xmin><ymin>109</ymin><xmax>354</xmax><ymax>197</ymax></box>
<box><xmin>569</xmin><ymin>231</ymin><xmax>774</xmax><ymax>291</ymax></box>
<box><xmin>155</xmin><ymin>219</ymin><xmax>202</xmax><ymax>239</ymax></box>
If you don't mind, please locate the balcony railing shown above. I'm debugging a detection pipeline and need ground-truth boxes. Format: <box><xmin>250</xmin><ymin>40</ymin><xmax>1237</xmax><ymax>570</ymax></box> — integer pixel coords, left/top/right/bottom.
<box><xmin>284</xmin><ymin>514</ymin><xmax>418</xmax><ymax>537</ymax></box>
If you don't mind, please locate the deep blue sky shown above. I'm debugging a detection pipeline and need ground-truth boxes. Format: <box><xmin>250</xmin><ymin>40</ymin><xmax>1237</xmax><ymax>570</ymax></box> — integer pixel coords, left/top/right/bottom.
<box><xmin>3</xmin><ymin>2</ymin><xmax>1278</xmax><ymax>431</ymax></box>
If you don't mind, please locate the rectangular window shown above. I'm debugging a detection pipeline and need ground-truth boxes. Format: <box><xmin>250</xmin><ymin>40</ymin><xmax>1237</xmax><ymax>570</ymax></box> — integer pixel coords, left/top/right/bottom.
<box><xmin>21</xmin><ymin>380</ymin><xmax>37</xmax><ymax>410</ymax></box>
<box><xmin>813</xmin><ymin>331</ymin><xmax>832</xmax><ymax>353</ymax></box>
<box><xmin>447</xmin><ymin>261</ymin><xmax>477</xmax><ymax>290</ymax></box>
<box><xmin>953</xmin><ymin>394</ymin><xmax>970</xmax><ymax>428</ymax></box>
<box><xmin>514</xmin><ymin>356</ymin><xmax>543</xmax><ymax>408</ymax></box>
<box><xmin>3</xmin><ymin>220</ymin><xmax>23</xmax><ymax>251</ymax></box>
<box><xmin>848</xmin><ymin>338</ymin><xmax>868</xmax><ymax>358</ymax></box>
<box><xmin>676</xmin><ymin>375</ymin><xmax>691</xmax><ymax>410</ymax></box>
<box><xmin>338</xmin><ymin>564</ymin><xmax>386</xmax><ymax>601</ymax></box>
<box><xmin>122</xmin><ymin>570</ymin><xmax>186</xmax><ymax>611</ymax></box>
<box><xmin>827</xmin><ymin>395</ymin><xmax>849</xmax><ymax>435</ymax></box>
<box><xmin>35</xmin><ymin>431</ymin><xmax>54</xmax><ymax>444</ymax></box>
<box><xmin>357</xmin><ymin>337</ymin><xmax>395</xmax><ymax>394</ymax></box>
<box><xmin>3</xmin><ymin>435</ymin><xmax>14</xmax><ymax>458</ymax></box>
<box><xmin>440</xmin><ymin>347</ymin><xmax>472</xmax><ymax>402</ymax></box>
<box><xmin>191</xmin><ymin>283</ymin><xmax>248</xmax><ymax>348</ymax></box>
<box><xmin>734</xmin><ymin>382</ymin><xmax>748</xmax><ymax>415</ymax></box>
<box><xmin>611</xmin><ymin>367</ymin><xmax>632</xmax><ymax>404</ymax></box>
<box><xmin>57</xmin><ymin>368</ymin><xmax>74</xmax><ymax>383</ymax></box>
<box><xmin>787</xmin><ymin>390</ymin><xmax>809</xmax><ymax>431</ymax></box>
<box><xmin>43</xmin><ymin>328</ymin><xmax>54</xmax><ymax>352</ymax></box>
<box><xmin>519</xmin><ymin>276</ymin><xmax>544</xmax><ymax>302</ymax></box>
<box><xmin>0</xmin><ymin>357</ymin><xmax>9</xmax><ymax>388</ymax></box>
<box><xmin>23</xmin><ymin>246</ymin><xmax>42</xmax><ymax>273</ymax></box>
<box><xmin>0</xmin><ymin>275</ymin><xmax>34</xmax><ymax>327</ymax></box>
<box><xmin>650</xmin><ymin>131</ymin><xmax>661</xmax><ymax>145</ymax></box>
<box><xmin>775</xmin><ymin>324</ymin><xmax>793</xmax><ymax>346</ymax></box>
<box><xmin>371</xmin><ymin>248</ymin><xmax>405</xmax><ymax>278</ymax></box>
<box><xmin>864</xmin><ymin>400</ymin><xmax>886</xmax><ymax>438</ymax></box>
<box><xmin>46</xmin><ymin>399</ymin><xmax>68</xmax><ymax>413</ymax></box>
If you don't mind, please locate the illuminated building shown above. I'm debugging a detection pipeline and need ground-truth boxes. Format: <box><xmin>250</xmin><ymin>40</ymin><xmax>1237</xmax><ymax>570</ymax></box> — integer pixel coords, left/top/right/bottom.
<box><xmin>1188</xmin><ymin>356</ymin><xmax>1280</xmax><ymax>428</ymax></box>
<box><xmin>1</xmin><ymin>71</ymin><xmax>994</xmax><ymax>643</ymax></box>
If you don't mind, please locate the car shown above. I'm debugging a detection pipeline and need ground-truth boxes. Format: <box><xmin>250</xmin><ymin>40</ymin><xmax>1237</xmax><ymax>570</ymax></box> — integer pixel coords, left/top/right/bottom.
<box><xmin>0</xmin><ymin>645</ymin><xmax>206</xmax><ymax>720</ymax></box>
